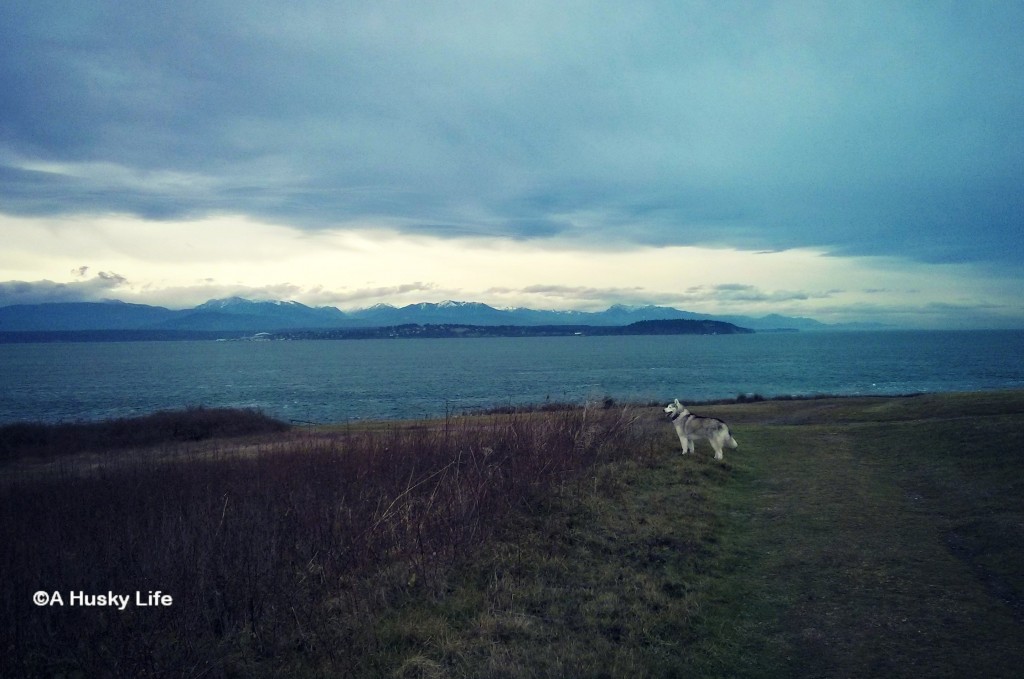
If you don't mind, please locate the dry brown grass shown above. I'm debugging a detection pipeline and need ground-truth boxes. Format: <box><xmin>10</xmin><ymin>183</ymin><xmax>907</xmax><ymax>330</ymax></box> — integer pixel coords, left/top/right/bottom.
<box><xmin>1</xmin><ymin>404</ymin><xmax>641</xmax><ymax>677</ymax></box>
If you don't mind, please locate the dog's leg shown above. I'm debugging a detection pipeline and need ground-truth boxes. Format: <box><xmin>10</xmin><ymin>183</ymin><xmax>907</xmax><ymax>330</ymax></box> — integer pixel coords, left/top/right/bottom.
<box><xmin>677</xmin><ymin>433</ymin><xmax>690</xmax><ymax>454</ymax></box>
<box><xmin>709</xmin><ymin>434</ymin><xmax>724</xmax><ymax>460</ymax></box>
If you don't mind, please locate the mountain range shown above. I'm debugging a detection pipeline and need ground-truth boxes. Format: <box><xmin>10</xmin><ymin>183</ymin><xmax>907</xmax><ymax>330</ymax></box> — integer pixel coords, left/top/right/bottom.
<box><xmin>0</xmin><ymin>296</ymin><xmax>847</xmax><ymax>334</ymax></box>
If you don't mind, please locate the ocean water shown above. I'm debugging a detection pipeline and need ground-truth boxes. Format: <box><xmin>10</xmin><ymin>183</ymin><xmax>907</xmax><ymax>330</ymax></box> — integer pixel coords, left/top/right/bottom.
<box><xmin>1</xmin><ymin>331</ymin><xmax>1023</xmax><ymax>425</ymax></box>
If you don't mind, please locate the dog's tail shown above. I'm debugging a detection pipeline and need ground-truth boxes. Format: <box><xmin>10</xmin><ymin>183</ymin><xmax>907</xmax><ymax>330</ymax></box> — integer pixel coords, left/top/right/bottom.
<box><xmin>727</xmin><ymin>434</ymin><xmax>738</xmax><ymax>449</ymax></box>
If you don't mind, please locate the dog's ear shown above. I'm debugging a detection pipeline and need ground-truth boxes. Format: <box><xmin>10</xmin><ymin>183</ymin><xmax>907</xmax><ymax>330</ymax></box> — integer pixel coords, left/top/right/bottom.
<box><xmin>674</xmin><ymin>398</ymin><xmax>682</xmax><ymax>407</ymax></box>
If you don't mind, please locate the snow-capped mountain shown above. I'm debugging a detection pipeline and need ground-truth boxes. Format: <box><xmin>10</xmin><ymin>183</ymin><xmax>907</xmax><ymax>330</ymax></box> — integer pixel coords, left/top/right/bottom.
<box><xmin>0</xmin><ymin>296</ymin><xmax>837</xmax><ymax>333</ymax></box>
<box><xmin>347</xmin><ymin>300</ymin><xmax>522</xmax><ymax>326</ymax></box>
<box><xmin>166</xmin><ymin>297</ymin><xmax>348</xmax><ymax>330</ymax></box>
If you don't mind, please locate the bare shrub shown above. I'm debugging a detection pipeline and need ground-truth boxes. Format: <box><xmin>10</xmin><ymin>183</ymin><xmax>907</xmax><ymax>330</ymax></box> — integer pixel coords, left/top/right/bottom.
<box><xmin>2</xmin><ymin>405</ymin><xmax>643</xmax><ymax>677</ymax></box>
<box><xmin>0</xmin><ymin>407</ymin><xmax>290</xmax><ymax>461</ymax></box>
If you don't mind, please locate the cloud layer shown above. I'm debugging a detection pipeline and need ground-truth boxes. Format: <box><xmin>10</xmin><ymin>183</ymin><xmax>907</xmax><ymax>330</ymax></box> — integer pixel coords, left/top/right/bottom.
<box><xmin>2</xmin><ymin>209</ymin><xmax>1020</xmax><ymax>329</ymax></box>
<box><xmin>2</xmin><ymin>1</ymin><xmax>1022</xmax><ymax>266</ymax></box>
<box><xmin>2</xmin><ymin>2</ymin><xmax>1023</xmax><ymax>329</ymax></box>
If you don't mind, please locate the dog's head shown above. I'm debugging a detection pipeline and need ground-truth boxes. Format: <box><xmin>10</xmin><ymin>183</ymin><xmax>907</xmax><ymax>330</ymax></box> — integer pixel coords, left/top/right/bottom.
<box><xmin>663</xmin><ymin>399</ymin><xmax>688</xmax><ymax>418</ymax></box>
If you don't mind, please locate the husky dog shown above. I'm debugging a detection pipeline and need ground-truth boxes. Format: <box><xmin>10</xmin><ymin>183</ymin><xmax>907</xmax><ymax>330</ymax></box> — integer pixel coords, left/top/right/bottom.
<box><xmin>664</xmin><ymin>399</ymin><xmax>738</xmax><ymax>460</ymax></box>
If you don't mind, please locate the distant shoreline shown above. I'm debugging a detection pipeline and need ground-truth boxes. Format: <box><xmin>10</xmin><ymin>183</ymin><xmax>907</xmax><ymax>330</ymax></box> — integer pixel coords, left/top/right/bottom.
<box><xmin>0</xmin><ymin>318</ymin><xmax>756</xmax><ymax>343</ymax></box>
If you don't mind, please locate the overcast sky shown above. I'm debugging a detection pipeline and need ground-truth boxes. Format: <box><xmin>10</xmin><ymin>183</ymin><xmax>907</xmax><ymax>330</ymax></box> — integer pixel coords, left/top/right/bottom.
<box><xmin>2</xmin><ymin>1</ymin><xmax>1022</xmax><ymax>328</ymax></box>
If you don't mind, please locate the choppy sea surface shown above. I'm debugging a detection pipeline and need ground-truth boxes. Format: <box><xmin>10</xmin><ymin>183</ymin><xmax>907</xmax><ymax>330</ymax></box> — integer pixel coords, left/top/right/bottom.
<box><xmin>1</xmin><ymin>331</ymin><xmax>1023</xmax><ymax>425</ymax></box>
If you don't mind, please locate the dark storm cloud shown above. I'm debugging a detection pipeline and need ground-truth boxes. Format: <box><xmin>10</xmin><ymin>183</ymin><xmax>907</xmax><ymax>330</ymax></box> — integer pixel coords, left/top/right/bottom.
<box><xmin>0</xmin><ymin>270</ymin><xmax>128</xmax><ymax>305</ymax></box>
<box><xmin>1</xmin><ymin>1</ymin><xmax>1022</xmax><ymax>265</ymax></box>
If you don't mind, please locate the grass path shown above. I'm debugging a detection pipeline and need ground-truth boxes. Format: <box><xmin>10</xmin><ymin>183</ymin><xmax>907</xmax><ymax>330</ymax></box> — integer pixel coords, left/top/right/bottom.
<box><xmin>383</xmin><ymin>393</ymin><xmax>1024</xmax><ymax>678</ymax></box>
<box><xmin>688</xmin><ymin>393</ymin><xmax>1024</xmax><ymax>678</ymax></box>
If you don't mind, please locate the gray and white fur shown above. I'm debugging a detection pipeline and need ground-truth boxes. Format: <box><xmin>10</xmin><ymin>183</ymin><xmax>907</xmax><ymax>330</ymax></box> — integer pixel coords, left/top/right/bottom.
<box><xmin>664</xmin><ymin>399</ymin><xmax>738</xmax><ymax>461</ymax></box>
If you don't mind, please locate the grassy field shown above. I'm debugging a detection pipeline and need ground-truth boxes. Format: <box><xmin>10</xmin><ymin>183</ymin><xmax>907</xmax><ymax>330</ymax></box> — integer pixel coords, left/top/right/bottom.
<box><xmin>3</xmin><ymin>392</ymin><xmax>1023</xmax><ymax>677</ymax></box>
